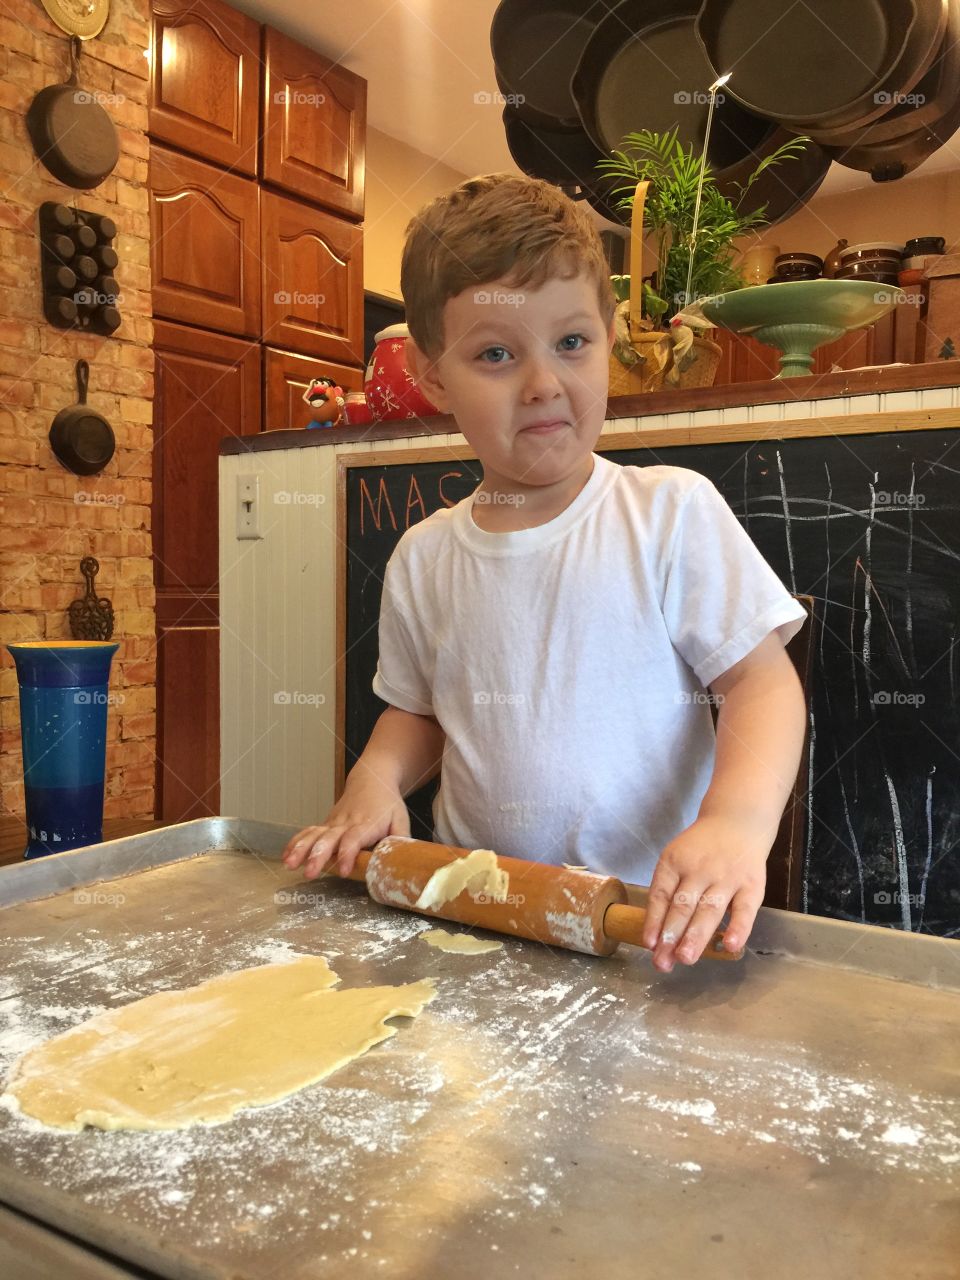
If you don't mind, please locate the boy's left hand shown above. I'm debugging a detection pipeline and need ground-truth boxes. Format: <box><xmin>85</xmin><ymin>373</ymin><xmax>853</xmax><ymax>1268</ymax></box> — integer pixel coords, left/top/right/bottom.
<box><xmin>640</xmin><ymin>813</ymin><xmax>770</xmax><ymax>971</ymax></box>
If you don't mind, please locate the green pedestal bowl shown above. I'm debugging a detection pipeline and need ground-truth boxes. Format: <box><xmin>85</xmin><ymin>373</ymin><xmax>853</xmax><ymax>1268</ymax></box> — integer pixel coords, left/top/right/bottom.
<box><xmin>699</xmin><ymin>280</ymin><xmax>904</xmax><ymax>378</ymax></box>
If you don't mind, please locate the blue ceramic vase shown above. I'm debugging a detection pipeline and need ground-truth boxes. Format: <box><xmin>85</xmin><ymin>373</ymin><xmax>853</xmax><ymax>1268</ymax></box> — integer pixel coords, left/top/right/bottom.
<box><xmin>7</xmin><ymin>641</ymin><xmax>120</xmax><ymax>859</ymax></box>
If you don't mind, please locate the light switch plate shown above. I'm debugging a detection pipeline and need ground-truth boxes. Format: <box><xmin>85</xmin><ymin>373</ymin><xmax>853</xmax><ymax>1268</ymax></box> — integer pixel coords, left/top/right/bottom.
<box><xmin>236</xmin><ymin>474</ymin><xmax>262</xmax><ymax>539</ymax></box>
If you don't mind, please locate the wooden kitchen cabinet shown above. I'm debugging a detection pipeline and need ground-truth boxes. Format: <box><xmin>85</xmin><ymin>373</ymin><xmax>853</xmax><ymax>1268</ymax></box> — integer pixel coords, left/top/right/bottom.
<box><xmin>149</xmin><ymin>0</ymin><xmax>261</xmax><ymax>175</ymax></box>
<box><xmin>150</xmin><ymin>145</ymin><xmax>261</xmax><ymax>337</ymax></box>
<box><xmin>261</xmin><ymin>25</ymin><xmax>366</xmax><ymax>220</ymax></box>
<box><xmin>264</xmin><ymin>347</ymin><xmax>365</xmax><ymax>431</ymax></box>
<box><xmin>260</xmin><ymin>189</ymin><xmax>364</xmax><ymax>364</ymax></box>
<box><xmin>152</xmin><ymin>321</ymin><xmax>261</xmax><ymax>822</ymax></box>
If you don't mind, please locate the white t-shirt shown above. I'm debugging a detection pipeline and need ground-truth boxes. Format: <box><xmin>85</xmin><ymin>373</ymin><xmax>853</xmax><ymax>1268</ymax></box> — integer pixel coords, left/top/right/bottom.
<box><xmin>372</xmin><ymin>453</ymin><xmax>806</xmax><ymax>885</ymax></box>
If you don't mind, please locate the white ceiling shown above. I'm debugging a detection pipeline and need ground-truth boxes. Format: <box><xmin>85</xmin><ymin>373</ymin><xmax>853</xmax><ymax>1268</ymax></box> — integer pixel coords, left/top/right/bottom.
<box><xmin>230</xmin><ymin>0</ymin><xmax>960</xmax><ymax>209</ymax></box>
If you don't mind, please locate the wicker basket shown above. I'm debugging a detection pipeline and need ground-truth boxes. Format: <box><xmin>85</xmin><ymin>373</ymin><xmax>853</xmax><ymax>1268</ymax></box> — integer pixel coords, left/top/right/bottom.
<box><xmin>608</xmin><ymin>329</ymin><xmax>673</xmax><ymax>396</ymax></box>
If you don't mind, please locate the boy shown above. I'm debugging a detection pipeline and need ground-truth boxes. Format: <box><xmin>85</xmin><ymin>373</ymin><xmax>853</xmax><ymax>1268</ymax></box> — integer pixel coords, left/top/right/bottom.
<box><xmin>283</xmin><ymin>175</ymin><xmax>807</xmax><ymax>973</ymax></box>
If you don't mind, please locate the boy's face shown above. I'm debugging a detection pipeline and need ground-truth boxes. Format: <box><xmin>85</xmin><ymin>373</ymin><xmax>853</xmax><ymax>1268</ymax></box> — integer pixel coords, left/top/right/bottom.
<box><xmin>407</xmin><ymin>273</ymin><xmax>615</xmax><ymax>496</ymax></box>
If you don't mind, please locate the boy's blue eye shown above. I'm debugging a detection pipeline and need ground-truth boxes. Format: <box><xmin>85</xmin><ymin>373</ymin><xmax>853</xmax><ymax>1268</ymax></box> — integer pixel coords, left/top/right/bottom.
<box><xmin>478</xmin><ymin>335</ymin><xmax>587</xmax><ymax>362</ymax></box>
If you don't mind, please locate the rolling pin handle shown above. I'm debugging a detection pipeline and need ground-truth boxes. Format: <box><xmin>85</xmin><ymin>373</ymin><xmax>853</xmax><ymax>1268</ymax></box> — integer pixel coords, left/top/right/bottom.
<box><xmin>602</xmin><ymin>903</ymin><xmax>743</xmax><ymax>962</ymax></box>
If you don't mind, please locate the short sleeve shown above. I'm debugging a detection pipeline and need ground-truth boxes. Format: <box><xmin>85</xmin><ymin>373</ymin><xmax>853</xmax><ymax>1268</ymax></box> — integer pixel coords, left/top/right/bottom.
<box><xmin>371</xmin><ymin>551</ymin><xmax>435</xmax><ymax>715</ymax></box>
<box><xmin>660</xmin><ymin>475</ymin><xmax>807</xmax><ymax>687</ymax></box>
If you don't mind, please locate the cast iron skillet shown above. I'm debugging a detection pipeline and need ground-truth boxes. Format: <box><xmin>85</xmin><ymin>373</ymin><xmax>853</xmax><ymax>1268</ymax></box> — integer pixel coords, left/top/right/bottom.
<box><xmin>491</xmin><ymin>0</ymin><xmax>602</xmax><ymax>132</ymax></box>
<box><xmin>49</xmin><ymin>360</ymin><xmax>116</xmax><ymax>476</ymax></box>
<box><xmin>502</xmin><ymin>105</ymin><xmax>629</xmax><ymax>223</ymax></box>
<box><xmin>695</xmin><ymin>0</ymin><xmax>924</xmax><ymax>135</ymax></box>
<box><xmin>26</xmin><ymin>36</ymin><xmax>119</xmax><ymax>189</ymax></box>
<box><xmin>715</xmin><ymin>125</ymin><xmax>832</xmax><ymax>226</ymax></box>
<box><xmin>822</xmin><ymin>70</ymin><xmax>960</xmax><ymax>181</ymax></box>
<box><xmin>810</xmin><ymin>0</ymin><xmax>958</xmax><ymax>148</ymax></box>
<box><xmin>571</xmin><ymin>0</ymin><xmax>772</xmax><ymax>169</ymax></box>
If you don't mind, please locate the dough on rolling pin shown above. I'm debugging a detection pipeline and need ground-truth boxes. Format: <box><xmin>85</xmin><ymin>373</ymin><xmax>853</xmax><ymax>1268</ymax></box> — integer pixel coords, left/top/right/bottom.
<box><xmin>420</xmin><ymin>928</ymin><xmax>503</xmax><ymax>955</ymax></box>
<box><xmin>1</xmin><ymin>957</ymin><xmax>435</xmax><ymax>1132</ymax></box>
<box><xmin>415</xmin><ymin>848</ymin><xmax>509</xmax><ymax>912</ymax></box>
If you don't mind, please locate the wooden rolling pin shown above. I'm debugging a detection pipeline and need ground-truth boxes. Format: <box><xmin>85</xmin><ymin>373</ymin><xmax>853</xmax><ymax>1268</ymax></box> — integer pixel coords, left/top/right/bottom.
<box><xmin>332</xmin><ymin>837</ymin><xmax>742</xmax><ymax>962</ymax></box>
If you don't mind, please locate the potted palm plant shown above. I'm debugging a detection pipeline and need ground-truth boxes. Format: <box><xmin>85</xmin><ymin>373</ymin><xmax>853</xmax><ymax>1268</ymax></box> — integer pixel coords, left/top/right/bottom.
<box><xmin>597</xmin><ymin>128</ymin><xmax>810</xmax><ymax>393</ymax></box>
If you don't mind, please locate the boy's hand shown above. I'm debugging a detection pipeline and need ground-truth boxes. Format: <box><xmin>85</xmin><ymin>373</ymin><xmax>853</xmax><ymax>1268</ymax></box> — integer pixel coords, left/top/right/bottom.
<box><xmin>281</xmin><ymin>779</ymin><xmax>410</xmax><ymax>879</ymax></box>
<box><xmin>640</xmin><ymin>813</ymin><xmax>770</xmax><ymax>971</ymax></box>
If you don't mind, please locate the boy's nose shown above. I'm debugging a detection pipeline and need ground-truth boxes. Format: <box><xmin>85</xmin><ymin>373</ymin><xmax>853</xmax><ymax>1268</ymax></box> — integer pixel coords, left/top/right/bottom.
<box><xmin>521</xmin><ymin>358</ymin><xmax>563</xmax><ymax>401</ymax></box>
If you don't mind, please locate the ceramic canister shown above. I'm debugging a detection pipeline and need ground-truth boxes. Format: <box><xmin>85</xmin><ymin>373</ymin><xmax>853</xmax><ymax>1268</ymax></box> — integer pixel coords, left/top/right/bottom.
<box><xmin>364</xmin><ymin>323</ymin><xmax>439</xmax><ymax>421</ymax></box>
<box><xmin>7</xmin><ymin>641</ymin><xmax>119</xmax><ymax>858</ymax></box>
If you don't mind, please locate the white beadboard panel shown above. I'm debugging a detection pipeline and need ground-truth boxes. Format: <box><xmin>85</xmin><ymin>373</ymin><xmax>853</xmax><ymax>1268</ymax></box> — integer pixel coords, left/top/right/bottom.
<box><xmin>880</xmin><ymin>390</ymin><xmax>925</xmax><ymax>413</ymax></box>
<box><xmin>780</xmin><ymin>399</ymin><xmax>815</xmax><ymax>420</ymax></box>
<box><xmin>845</xmin><ymin>394</ymin><xmax>881</xmax><ymax>416</ymax></box>
<box><xmin>915</xmin><ymin>386</ymin><xmax>954</xmax><ymax>409</ymax></box>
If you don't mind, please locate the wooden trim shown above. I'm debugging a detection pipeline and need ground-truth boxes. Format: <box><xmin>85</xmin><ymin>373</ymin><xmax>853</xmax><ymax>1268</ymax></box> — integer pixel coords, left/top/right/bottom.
<box><xmin>220</xmin><ymin>360</ymin><xmax>960</xmax><ymax>455</ymax></box>
<box><xmin>335</xmin><ymin>455</ymin><xmax>348</xmax><ymax>800</ymax></box>
<box><xmin>332</xmin><ymin>405</ymin><xmax>960</xmax><ymax>474</ymax></box>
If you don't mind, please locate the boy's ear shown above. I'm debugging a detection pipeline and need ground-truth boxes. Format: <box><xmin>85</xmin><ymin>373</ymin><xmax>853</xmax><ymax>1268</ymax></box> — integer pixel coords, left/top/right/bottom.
<box><xmin>607</xmin><ymin>314</ymin><xmax>616</xmax><ymax>353</ymax></box>
<box><xmin>405</xmin><ymin>337</ymin><xmax>451</xmax><ymax>414</ymax></box>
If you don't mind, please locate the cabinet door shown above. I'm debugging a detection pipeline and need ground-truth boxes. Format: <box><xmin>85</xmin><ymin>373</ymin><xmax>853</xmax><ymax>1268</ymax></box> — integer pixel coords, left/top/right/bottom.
<box><xmin>150</xmin><ymin>0</ymin><xmax>260</xmax><ymax>175</ymax></box>
<box><xmin>264</xmin><ymin>347</ymin><xmax>365</xmax><ymax>431</ymax></box>
<box><xmin>151</xmin><ymin>145</ymin><xmax>261</xmax><ymax>336</ymax></box>
<box><xmin>152</xmin><ymin>321</ymin><xmax>261</xmax><ymax>821</ymax></box>
<box><xmin>261</xmin><ymin>25</ymin><xmax>366</xmax><ymax>219</ymax></box>
<box><xmin>261</xmin><ymin>190</ymin><xmax>364</xmax><ymax>363</ymax></box>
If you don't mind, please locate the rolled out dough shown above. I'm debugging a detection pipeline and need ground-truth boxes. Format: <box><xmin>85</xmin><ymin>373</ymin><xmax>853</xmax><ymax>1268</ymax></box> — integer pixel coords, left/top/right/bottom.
<box><xmin>415</xmin><ymin>848</ymin><xmax>509</xmax><ymax>912</ymax></box>
<box><xmin>420</xmin><ymin>929</ymin><xmax>504</xmax><ymax>955</ymax></box>
<box><xmin>2</xmin><ymin>957</ymin><xmax>435</xmax><ymax>1133</ymax></box>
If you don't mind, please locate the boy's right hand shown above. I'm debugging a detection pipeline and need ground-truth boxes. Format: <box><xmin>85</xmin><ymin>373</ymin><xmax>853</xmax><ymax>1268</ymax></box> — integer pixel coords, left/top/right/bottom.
<box><xmin>280</xmin><ymin>779</ymin><xmax>410</xmax><ymax>879</ymax></box>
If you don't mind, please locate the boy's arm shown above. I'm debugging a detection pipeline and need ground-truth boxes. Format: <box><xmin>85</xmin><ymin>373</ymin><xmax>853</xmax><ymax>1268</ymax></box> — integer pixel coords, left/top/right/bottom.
<box><xmin>641</xmin><ymin>633</ymin><xmax>807</xmax><ymax>971</ymax></box>
<box><xmin>282</xmin><ymin>705</ymin><xmax>445</xmax><ymax>878</ymax></box>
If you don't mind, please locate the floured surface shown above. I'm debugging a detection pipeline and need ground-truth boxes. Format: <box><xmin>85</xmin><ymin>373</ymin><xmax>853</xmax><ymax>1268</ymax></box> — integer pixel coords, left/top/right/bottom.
<box><xmin>3</xmin><ymin>957</ymin><xmax>435</xmax><ymax>1132</ymax></box>
<box><xmin>414</xmin><ymin>848</ymin><xmax>508</xmax><ymax>911</ymax></box>
<box><xmin>0</xmin><ymin>850</ymin><xmax>958</xmax><ymax>1280</ymax></box>
<box><xmin>419</xmin><ymin>929</ymin><xmax>503</xmax><ymax>955</ymax></box>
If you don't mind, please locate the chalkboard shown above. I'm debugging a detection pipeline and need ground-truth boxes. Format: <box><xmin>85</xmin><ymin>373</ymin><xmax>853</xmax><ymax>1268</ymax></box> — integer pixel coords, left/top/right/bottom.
<box><xmin>343</xmin><ymin>428</ymin><xmax>960</xmax><ymax>937</ymax></box>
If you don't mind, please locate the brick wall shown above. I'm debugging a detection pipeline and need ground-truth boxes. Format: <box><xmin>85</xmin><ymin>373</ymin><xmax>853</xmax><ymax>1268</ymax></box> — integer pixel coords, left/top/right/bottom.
<box><xmin>0</xmin><ymin>0</ymin><xmax>155</xmax><ymax>820</ymax></box>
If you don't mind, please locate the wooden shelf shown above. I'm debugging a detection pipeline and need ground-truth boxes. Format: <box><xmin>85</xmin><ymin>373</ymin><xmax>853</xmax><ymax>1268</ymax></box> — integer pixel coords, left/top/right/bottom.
<box><xmin>221</xmin><ymin>358</ymin><xmax>960</xmax><ymax>455</ymax></box>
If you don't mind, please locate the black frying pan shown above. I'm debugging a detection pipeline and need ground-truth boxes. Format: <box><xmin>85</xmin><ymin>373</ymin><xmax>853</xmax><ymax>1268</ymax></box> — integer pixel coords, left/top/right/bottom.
<box><xmin>27</xmin><ymin>36</ymin><xmax>119</xmax><ymax>190</ymax></box>
<box><xmin>491</xmin><ymin>0</ymin><xmax>602</xmax><ymax>132</ymax></box>
<box><xmin>715</xmin><ymin>125</ymin><xmax>832</xmax><ymax>226</ymax></box>
<box><xmin>822</xmin><ymin>71</ymin><xmax>960</xmax><ymax>181</ymax></box>
<box><xmin>798</xmin><ymin>0</ymin><xmax>947</xmax><ymax>143</ymax></box>
<box><xmin>502</xmin><ymin>108</ymin><xmax>629</xmax><ymax>224</ymax></box>
<box><xmin>810</xmin><ymin>0</ymin><xmax>958</xmax><ymax>148</ymax></box>
<box><xmin>571</xmin><ymin>0</ymin><xmax>772</xmax><ymax>169</ymax></box>
<box><xmin>49</xmin><ymin>360</ymin><xmax>116</xmax><ymax>476</ymax></box>
<box><xmin>695</xmin><ymin>0</ymin><xmax>922</xmax><ymax>135</ymax></box>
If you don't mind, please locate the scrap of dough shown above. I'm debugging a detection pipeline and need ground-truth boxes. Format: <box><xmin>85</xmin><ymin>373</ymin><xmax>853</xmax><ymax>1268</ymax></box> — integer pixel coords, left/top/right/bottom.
<box><xmin>415</xmin><ymin>848</ymin><xmax>509</xmax><ymax>912</ymax></box>
<box><xmin>420</xmin><ymin>928</ymin><xmax>504</xmax><ymax>955</ymax></box>
<box><xmin>2</xmin><ymin>957</ymin><xmax>435</xmax><ymax>1133</ymax></box>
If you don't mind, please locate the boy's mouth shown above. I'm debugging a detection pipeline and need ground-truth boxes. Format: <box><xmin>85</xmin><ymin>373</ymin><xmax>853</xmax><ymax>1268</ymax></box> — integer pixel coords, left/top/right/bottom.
<box><xmin>519</xmin><ymin>418</ymin><xmax>568</xmax><ymax>434</ymax></box>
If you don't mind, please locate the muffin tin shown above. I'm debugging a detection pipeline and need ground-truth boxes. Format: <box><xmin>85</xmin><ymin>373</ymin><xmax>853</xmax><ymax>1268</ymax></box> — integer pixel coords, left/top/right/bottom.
<box><xmin>38</xmin><ymin>201</ymin><xmax>122</xmax><ymax>336</ymax></box>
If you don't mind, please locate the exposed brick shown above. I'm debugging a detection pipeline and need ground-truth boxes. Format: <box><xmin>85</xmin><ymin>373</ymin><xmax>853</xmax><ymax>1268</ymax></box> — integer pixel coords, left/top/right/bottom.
<box><xmin>120</xmin><ymin>711</ymin><xmax>154</xmax><ymax>740</ymax></box>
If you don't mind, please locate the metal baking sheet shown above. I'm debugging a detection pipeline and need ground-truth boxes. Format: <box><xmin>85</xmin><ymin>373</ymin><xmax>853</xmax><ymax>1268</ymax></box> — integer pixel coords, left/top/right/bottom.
<box><xmin>0</xmin><ymin>818</ymin><xmax>958</xmax><ymax>1280</ymax></box>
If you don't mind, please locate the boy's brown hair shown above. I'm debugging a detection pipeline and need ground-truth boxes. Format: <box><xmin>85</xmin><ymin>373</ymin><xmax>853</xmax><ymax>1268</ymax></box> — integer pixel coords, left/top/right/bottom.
<box><xmin>401</xmin><ymin>174</ymin><xmax>616</xmax><ymax>360</ymax></box>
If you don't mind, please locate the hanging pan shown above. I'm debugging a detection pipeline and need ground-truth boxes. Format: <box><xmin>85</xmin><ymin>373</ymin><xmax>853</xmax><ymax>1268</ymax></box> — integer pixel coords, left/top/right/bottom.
<box><xmin>809</xmin><ymin>0</ymin><xmax>959</xmax><ymax>148</ymax></box>
<box><xmin>794</xmin><ymin>0</ymin><xmax>948</xmax><ymax>144</ymax></box>
<box><xmin>502</xmin><ymin>106</ymin><xmax>628</xmax><ymax>224</ymax></box>
<box><xmin>695</xmin><ymin>0</ymin><xmax>926</xmax><ymax>137</ymax></box>
<box><xmin>822</xmin><ymin>71</ymin><xmax>960</xmax><ymax>181</ymax></box>
<box><xmin>49</xmin><ymin>360</ymin><xmax>116</xmax><ymax>476</ymax></box>
<box><xmin>491</xmin><ymin>0</ymin><xmax>602</xmax><ymax>132</ymax></box>
<box><xmin>715</xmin><ymin>125</ymin><xmax>832</xmax><ymax>226</ymax></box>
<box><xmin>26</xmin><ymin>35</ymin><xmax>119</xmax><ymax>189</ymax></box>
<box><xmin>571</xmin><ymin>0</ymin><xmax>773</xmax><ymax>169</ymax></box>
